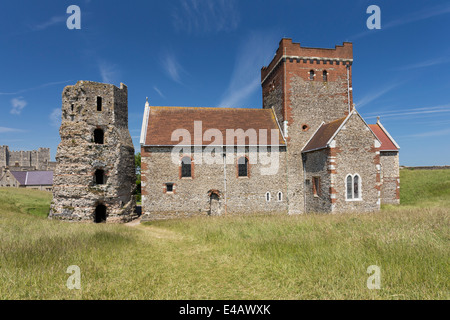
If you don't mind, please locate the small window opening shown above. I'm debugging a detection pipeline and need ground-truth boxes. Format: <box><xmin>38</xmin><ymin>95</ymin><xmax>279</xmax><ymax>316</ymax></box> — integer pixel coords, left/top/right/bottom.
<box><xmin>313</xmin><ymin>177</ymin><xmax>320</xmax><ymax>197</ymax></box>
<box><xmin>302</xmin><ymin>124</ymin><xmax>309</xmax><ymax>131</ymax></box>
<box><xmin>323</xmin><ymin>70</ymin><xmax>328</xmax><ymax>82</ymax></box>
<box><xmin>71</xmin><ymin>104</ymin><xmax>74</xmax><ymax>112</ymax></box>
<box><xmin>309</xmin><ymin>70</ymin><xmax>315</xmax><ymax>81</ymax></box>
<box><xmin>346</xmin><ymin>174</ymin><xmax>361</xmax><ymax>200</ymax></box>
<box><xmin>277</xmin><ymin>192</ymin><xmax>283</xmax><ymax>201</ymax></box>
<box><xmin>238</xmin><ymin>157</ymin><xmax>248</xmax><ymax>177</ymax></box>
<box><xmin>94</xmin><ymin>129</ymin><xmax>104</xmax><ymax>144</ymax></box>
<box><xmin>166</xmin><ymin>183</ymin><xmax>174</xmax><ymax>193</ymax></box>
<box><xmin>181</xmin><ymin>156</ymin><xmax>192</xmax><ymax>178</ymax></box>
<box><xmin>266</xmin><ymin>192</ymin><xmax>271</xmax><ymax>202</ymax></box>
<box><xmin>95</xmin><ymin>169</ymin><xmax>105</xmax><ymax>185</ymax></box>
<box><xmin>97</xmin><ymin>97</ymin><xmax>102</xmax><ymax>111</ymax></box>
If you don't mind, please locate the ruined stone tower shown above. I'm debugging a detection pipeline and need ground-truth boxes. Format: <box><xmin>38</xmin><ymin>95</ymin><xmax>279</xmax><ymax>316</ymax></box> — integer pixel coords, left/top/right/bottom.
<box><xmin>50</xmin><ymin>81</ymin><xmax>136</xmax><ymax>223</ymax></box>
<box><xmin>261</xmin><ymin>38</ymin><xmax>353</xmax><ymax>214</ymax></box>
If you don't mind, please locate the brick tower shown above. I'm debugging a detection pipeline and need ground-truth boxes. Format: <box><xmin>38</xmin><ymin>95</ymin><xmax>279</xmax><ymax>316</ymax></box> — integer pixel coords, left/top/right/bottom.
<box><xmin>50</xmin><ymin>81</ymin><xmax>136</xmax><ymax>223</ymax></box>
<box><xmin>261</xmin><ymin>38</ymin><xmax>353</xmax><ymax>213</ymax></box>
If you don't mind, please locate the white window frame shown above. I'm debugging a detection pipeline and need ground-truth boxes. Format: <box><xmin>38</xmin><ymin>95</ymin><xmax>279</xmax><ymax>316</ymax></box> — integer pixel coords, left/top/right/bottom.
<box><xmin>345</xmin><ymin>174</ymin><xmax>362</xmax><ymax>201</ymax></box>
<box><xmin>277</xmin><ymin>191</ymin><xmax>283</xmax><ymax>201</ymax></box>
<box><xmin>265</xmin><ymin>192</ymin><xmax>271</xmax><ymax>202</ymax></box>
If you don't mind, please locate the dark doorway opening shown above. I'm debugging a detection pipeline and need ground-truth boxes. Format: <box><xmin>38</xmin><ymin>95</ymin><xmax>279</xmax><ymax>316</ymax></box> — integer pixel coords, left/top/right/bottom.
<box><xmin>94</xmin><ymin>205</ymin><xmax>106</xmax><ymax>223</ymax></box>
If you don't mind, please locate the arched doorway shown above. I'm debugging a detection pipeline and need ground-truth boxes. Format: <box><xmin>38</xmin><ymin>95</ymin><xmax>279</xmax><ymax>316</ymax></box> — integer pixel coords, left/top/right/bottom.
<box><xmin>208</xmin><ymin>190</ymin><xmax>221</xmax><ymax>216</ymax></box>
<box><xmin>94</xmin><ymin>204</ymin><xmax>107</xmax><ymax>223</ymax></box>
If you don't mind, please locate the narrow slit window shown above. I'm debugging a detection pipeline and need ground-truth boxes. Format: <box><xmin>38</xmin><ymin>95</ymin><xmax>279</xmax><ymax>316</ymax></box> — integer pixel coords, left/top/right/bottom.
<box><xmin>277</xmin><ymin>192</ymin><xmax>283</xmax><ymax>201</ymax></box>
<box><xmin>266</xmin><ymin>192</ymin><xmax>271</xmax><ymax>202</ymax></box>
<box><xmin>97</xmin><ymin>97</ymin><xmax>102</xmax><ymax>111</ymax></box>
<box><xmin>313</xmin><ymin>177</ymin><xmax>320</xmax><ymax>196</ymax></box>
<box><xmin>323</xmin><ymin>70</ymin><xmax>328</xmax><ymax>82</ymax></box>
<box><xmin>309</xmin><ymin>70</ymin><xmax>315</xmax><ymax>81</ymax></box>
<box><xmin>238</xmin><ymin>157</ymin><xmax>248</xmax><ymax>177</ymax></box>
<box><xmin>346</xmin><ymin>175</ymin><xmax>353</xmax><ymax>200</ymax></box>
<box><xmin>181</xmin><ymin>156</ymin><xmax>192</xmax><ymax>178</ymax></box>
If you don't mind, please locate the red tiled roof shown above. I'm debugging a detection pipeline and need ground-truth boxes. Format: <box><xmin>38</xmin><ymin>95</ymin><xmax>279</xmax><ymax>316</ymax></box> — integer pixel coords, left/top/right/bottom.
<box><xmin>302</xmin><ymin>117</ymin><xmax>347</xmax><ymax>152</ymax></box>
<box><xmin>144</xmin><ymin>106</ymin><xmax>285</xmax><ymax>146</ymax></box>
<box><xmin>369</xmin><ymin>124</ymin><xmax>399</xmax><ymax>151</ymax></box>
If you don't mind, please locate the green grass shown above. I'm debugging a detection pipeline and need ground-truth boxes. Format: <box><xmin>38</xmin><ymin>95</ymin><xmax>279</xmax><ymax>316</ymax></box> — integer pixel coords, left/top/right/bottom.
<box><xmin>0</xmin><ymin>170</ymin><xmax>448</xmax><ymax>300</ymax></box>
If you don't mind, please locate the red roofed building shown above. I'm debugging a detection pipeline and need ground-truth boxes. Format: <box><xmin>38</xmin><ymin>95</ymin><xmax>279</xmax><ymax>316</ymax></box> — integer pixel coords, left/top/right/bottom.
<box><xmin>139</xmin><ymin>38</ymin><xmax>400</xmax><ymax>220</ymax></box>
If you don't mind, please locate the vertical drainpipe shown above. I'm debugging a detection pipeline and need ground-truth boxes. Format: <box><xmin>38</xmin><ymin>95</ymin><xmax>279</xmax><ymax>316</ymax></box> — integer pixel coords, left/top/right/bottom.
<box><xmin>346</xmin><ymin>64</ymin><xmax>351</xmax><ymax>113</ymax></box>
<box><xmin>283</xmin><ymin>46</ymin><xmax>290</xmax><ymax>214</ymax></box>
<box><xmin>223</xmin><ymin>151</ymin><xmax>227</xmax><ymax>215</ymax></box>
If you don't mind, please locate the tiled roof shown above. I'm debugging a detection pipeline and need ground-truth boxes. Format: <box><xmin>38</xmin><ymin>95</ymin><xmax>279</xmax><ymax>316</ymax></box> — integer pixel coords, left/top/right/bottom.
<box><xmin>302</xmin><ymin>117</ymin><xmax>347</xmax><ymax>152</ymax></box>
<box><xmin>143</xmin><ymin>106</ymin><xmax>285</xmax><ymax>146</ymax></box>
<box><xmin>369</xmin><ymin>124</ymin><xmax>399</xmax><ymax>151</ymax></box>
<box><xmin>11</xmin><ymin>171</ymin><xmax>53</xmax><ymax>186</ymax></box>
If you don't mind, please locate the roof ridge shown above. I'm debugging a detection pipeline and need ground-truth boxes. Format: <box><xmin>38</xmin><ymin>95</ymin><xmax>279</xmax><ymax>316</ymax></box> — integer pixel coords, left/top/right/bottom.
<box><xmin>149</xmin><ymin>106</ymin><xmax>269</xmax><ymax>111</ymax></box>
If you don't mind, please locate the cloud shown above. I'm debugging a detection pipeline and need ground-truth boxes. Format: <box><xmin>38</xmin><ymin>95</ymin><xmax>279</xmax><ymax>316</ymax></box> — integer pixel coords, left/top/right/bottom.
<box><xmin>0</xmin><ymin>127</ymin><xmax>25</xmax><ymax>133</ymax></box>
<box><xmin>161</xmin><ymin>53</ymin><xmax>185</xmax><ymax>84</ymax></box>
<box><xmin>50</xmin><ymin>108</ymin><xmax>62</xmax><ymax>127</ymax></box>
<box><xmin>351</xmin><ymin>3</ymin><xmax>450</xmax><ymax>40</ymax></box>
<box><xmin>10</xmin><ymin>97</ymin><xmax>27</xmax><ymax>115</ymax></box>
<box><xmin>403</xmin><ymin>128</ymin><xmax>450</xmax><ymax>139</ymax></box>
<box><xmin>0</xmin><ymin>80</ymin><xmax>72</xmax><ymax>96</ymax></box>
<box><xmin>98</xmin><ymin>61</ymin><xmax>119</xmax><ymax>84</ymax></box>
<box><xmin>396</xmin><ymin>57</ymin><xmax>450</xmax><ymax>71</ymax></box>
<box><xmin>218</xmin><ymin>31</ymin><xmax>280</xmax><ymax>108</ymax></box>
<box><xmin>172</xmin><ymin>0</ymin><xmax>240</xmax><ymax>34</ymax></box>
<box><xmin>355</xmin><ymin>82</ymin><xmax>403</xmax><ymax>109</ymax></box>
<box><xmin>364</xmin><ymin>104</ymin><xmax>450</xmax><ymax>120</ymax></box>
<box><xmin>32</xmin><ymin>15</ymin><xmax>66</xmax><ymax>31</ymax></box>
<box><xmin>153</xmin><ymin>86</ymin><xmax>165</xmax><ymax>98</ymax></box>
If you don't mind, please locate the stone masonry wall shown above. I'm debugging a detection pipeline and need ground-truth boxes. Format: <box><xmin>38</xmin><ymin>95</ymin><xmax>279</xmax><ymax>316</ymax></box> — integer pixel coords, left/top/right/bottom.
<box><xmin>380</xmin><ymin>151</ymin><xmax>400</xmax><ymax>204</ymax></box>
<box><xmin>330</xmin><ymin>113</ymin><xmax>381</xmax><ymax>212</ymax></box>
<box><xmin>141</xmin><ymin>147</ymin><xmax>287</xmax><ymax>220</ymax></box>
<box><xmin>303</xmin><ymin>149</ymin><xmax>332</xmax><ymax>212</ymax></box>
<box><xmin>49</xmin><ymin>81</ymin><xmax>136</xmax><ymax>223</ymax></box>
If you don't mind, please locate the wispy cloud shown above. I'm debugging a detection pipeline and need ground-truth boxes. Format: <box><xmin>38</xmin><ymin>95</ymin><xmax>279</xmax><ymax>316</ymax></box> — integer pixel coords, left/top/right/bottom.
<box><xmin>10</xmin><ymin>97</ymin><xmax>27</xmax><ymax>115</ymax></box>
<box><xmin>351</xmin><ymin>3</ymin><xmax>450</xmax><ymax>40</ymax></box>
<box><xmin>355</xmin><ymin>82</ymin><xmax>403</xmax><ymax>109</ymax></box>
<box><xmin>218</xmin><ymin>31</ymin><xmax>279</xmax><ymax>108</ymax></box>
<box><xmin>98</xmin><ymin>61</ymin><xmax>119</xmax><ymax>84</ymax></box>
<box><xmin>364</xmin><ymin>104</ymin><xmax>450</xmax><ymax>120</ymax></box>
<box><xmin>49</xmin><ymin>108</ymin><xmax>62</xmax><ymax>127</ymax></box>
<box><xmin>396</xmin><ymin>56</ymin><xmax>450</xmax><ymax>71</ymax></box>
<box><xmin>0</xmin><ymin>80</ymin><xmax>72</xmax><ymax>96</ymax></box>
<box><xmin>153</xmin><ymin>86</ymin><xmax>165</xmax><ymax>98</ymax></box>
<box><xmin>0</xmin><ymin>127</ymin><xmax>25</xmax><ymax>133</ymax></box>
<box><xmin>161</xmin><ymin>53</ymin><xmax>185</xmax><ymax>84</ymax></box>
<box><xmin>31</xmin><ymin>15</ymin><xmax>66</xmax><ymax>31</ymax></box>
<box><xmin>403</xmin><ymin>128</ymin><xmax>450</xmax><ymax>139</ymax></box>
<box><xmin>172</xmin><ymin>0</ymin><xmax>240</xmax><ymax>34</ymax></box>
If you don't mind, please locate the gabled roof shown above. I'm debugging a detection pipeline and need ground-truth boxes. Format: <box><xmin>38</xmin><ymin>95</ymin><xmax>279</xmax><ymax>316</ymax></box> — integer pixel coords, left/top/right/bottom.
<box><xmin>302</xmin><ymin>109</ymin><xmax>381</xmax><ymax>153</ymax></box>
<box><xmin>368</xmin><ymin>123</ymin><xmax>400</xmax><ymax>151</ymax></box>
<box><xmin>302</xmin><ymin>117</ymin><xmax>347</xmax><ymax>152</ymax></box>
<box><xmin>142</xmin><ymin>106</ymin><xmax>286</xmax><ymax>146</ymax></box>
<box><xmin>10</xmin><ymin>171</ymin><xmax>53</xmax><ymax>186</ymax></box>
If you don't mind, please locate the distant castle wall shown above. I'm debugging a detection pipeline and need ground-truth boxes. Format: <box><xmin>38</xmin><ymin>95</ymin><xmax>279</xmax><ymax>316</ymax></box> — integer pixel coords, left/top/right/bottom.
<box><xmin>0</xmin><ymin>145</ymin><xmax>55</xmax><ymax>171</ymax></box>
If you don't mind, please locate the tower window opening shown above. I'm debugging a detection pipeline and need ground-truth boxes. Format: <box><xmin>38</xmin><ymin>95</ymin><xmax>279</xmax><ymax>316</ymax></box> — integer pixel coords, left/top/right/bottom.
<box><xmin>97</xmin><ymin>97</ymin><xmax>102</xmax><ymax>111</ymax></box>
<box><xmin>309</xmin><ymin>70</ymin><xmax>315</xmax><ymax>81</ymax></box>
<box><xmin>323</xmin><ymin>70</ymin><xmax>328</xmax><ymax>82</ymax></box>
<box><xmin>181</xmin><ymin>156</ymin><xmax>192</xmax><ymax>178</ymax></box>
<box><xmin>238</xmin><ymin>157</ymin><xmax>248</xmax><ymax>177</ymax></box>
<box><xmin>95</xmin><ymin>169</ymin><xmax>105</xmax><ymax>185</ymax></box>
<box><xmin>94</xmin><ymin>129</ymin><xmax>104</xmax><ymax>144</ymax></box>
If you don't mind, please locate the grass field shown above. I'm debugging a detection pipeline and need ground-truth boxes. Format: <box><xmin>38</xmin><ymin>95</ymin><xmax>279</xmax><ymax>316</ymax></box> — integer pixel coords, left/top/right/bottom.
<box><xmin>0</xmin><ymin>169</ymin><xmax>448</xmax><ymax>299</ymax></box>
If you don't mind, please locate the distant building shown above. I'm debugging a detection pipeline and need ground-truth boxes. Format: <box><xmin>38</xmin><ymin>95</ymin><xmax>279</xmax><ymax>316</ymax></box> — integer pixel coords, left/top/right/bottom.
<box><xmin>0</xmin><ymin>145</ymin><xmax>56</xmax><ymax>171</ymax></box>
<box><xmin>0</xmin><ymin>168</ymin><xmax>53</xmax><ymax>191</ymax></box>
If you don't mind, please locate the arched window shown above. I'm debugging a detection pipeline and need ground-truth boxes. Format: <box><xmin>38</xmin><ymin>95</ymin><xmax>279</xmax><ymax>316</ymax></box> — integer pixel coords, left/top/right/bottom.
<box><xmin>323</xmin><ymin>70</ymin><xmax>328</xmax><ymax>82</ymax></box>
<box><xmin>181</xmin><ymin>156</ymin><xmax>192</xmax><ymax>178</ymax></box>
<box><xmin>346</xmin><ymin>174</ymin><xmax>361</xmax><ymax>200</ymax></box>
<box><xmin>94</xmin><ymin>129</ymin><xmax>104</xmax><ymax>144</ymax></box>
<box><xmin>97</xmin><ymin>97</ymin><xmax>102</xmax><ymax>111</ymax></box>
<box><xmin>277</xmin><ymin>192</ymin><xmax>283</xmax><ymax>201</ymax></box>
<box><xmin>95</xmin><ymin>169</ymin><xmax>105</xmax><ymax>185</ymax></box>
<box><xmin>309</xmin><ymin>70</ymin><xmax>315</xmax><ymax>80</ymax></box>
<box><xmin>266</xmin><ymin>192</ymin><xmax>271</xmax><ymax>202</ymax></box>
<box><xmin>238</xmin><ymin>157</ymin><xmax>248</xmax><ymax>177</ymax></box>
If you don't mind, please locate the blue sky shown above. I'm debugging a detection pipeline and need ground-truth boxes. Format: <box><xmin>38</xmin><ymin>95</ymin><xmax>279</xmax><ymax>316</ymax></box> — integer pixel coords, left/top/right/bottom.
<box><xmin>0</xmin><ymin>0</ymin><xmax>449</xmax><ymax>166</ymax></box>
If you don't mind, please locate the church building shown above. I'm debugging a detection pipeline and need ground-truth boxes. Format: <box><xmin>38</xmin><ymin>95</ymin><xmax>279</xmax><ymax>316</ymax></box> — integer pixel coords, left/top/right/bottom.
<box><xmin>139</xmin><ymin>38</ymin><xmax>400</xmax><ymax>220</ymax></box>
